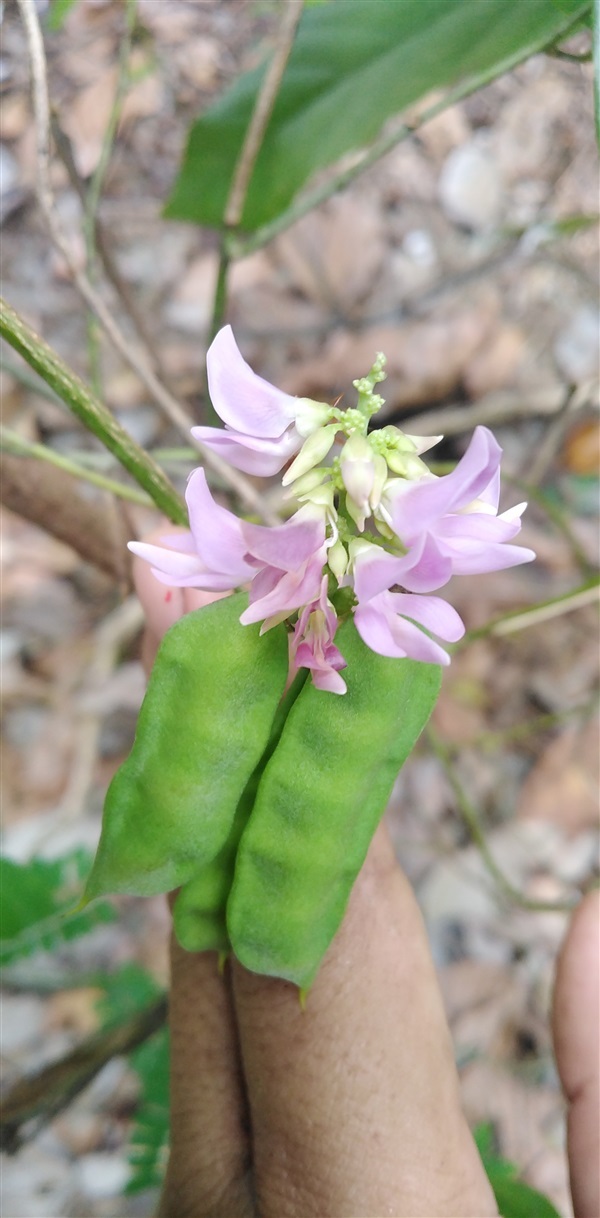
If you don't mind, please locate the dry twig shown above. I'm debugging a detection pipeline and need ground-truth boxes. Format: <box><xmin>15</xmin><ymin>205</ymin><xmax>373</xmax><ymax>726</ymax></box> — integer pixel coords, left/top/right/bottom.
<box><xmin>16</xmin><ymin>0</ymin><xmax>278</xmax><ymax>525</ymax></box>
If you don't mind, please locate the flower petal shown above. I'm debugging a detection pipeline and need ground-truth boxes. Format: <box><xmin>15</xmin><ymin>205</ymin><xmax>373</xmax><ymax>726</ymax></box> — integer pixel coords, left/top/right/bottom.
<box><xmin>186</xmin><ymin>468</ymin><xmax>254</xmax><ymax>582</ymax></box>
<box><xmin>242</xmin><ymin>506</ymin><xmax>325</xmax><ymax>572</ymax></box>
<box><xmin>127</xmin><ymin>540</ymin><xmax>236</xmax><ymax>590</ymax></box>
<box><xmin>206</xmin><ymin>326</ymin><xmax>297</xmax><ymax>438</ymax></box>
<box><xmin>386</xmin><ymin>426</ymin><xmax>502</xmax><ymax>538</ymax></box>
<box><xmin>191</xmin><ymin>423</ymin><xmax>301</xmax><ymax>475</ymax></box>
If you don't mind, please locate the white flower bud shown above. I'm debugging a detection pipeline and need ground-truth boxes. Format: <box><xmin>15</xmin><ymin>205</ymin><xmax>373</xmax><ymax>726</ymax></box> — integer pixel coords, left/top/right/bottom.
<box><xmin>369</xmin><ymin>453</ymin><xmax>389</xmax><ymax>510</ymax></box>
<box><xmin>340</xmin><ymin>433</ymin><xmax>375</xmax><ymax>508</ymax></box>
<box><xmin>282</xmin><ymin>424</ymin><xmax>338</xmax><ymax>486</ymax></box>
<box><xmin>386</xmin><ymin>450</ymin><xmax>429</xmax><ymax>479</ymax></box>
<box><xmin>404</xmin><ymin>432</ymin><xmax>443</xmax><ymax>455</ymax></box>
<box><xmin>294</xmin><ymin>397</ymin><xmax>332</xmax><ymax>438</ymax></box>
<box><xmin>327</xmin><ymin>538</ymin><xmax>348</xmax><ymax>582</ymax></box>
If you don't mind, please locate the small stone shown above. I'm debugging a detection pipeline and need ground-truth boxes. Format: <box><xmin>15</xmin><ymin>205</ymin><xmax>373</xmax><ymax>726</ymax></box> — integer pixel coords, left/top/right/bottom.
<box><xmin>76</xmin><ymin>1152</ymin><xmax>131</xmax><ymax>1199</ymax></box>
<box><xmin>554</xmin><ymin>306</ymin><xmax>600</xmax><ymax>383</ymax></box>
<box><xmin>439</xmin><ymin>138</ymin><xmax>503</xmax><ymax>231</ymax></box>
<box><xmin>1</xmin><ymin>994</ymin><xmax>46</xmax><ymax>1054</ymax></box>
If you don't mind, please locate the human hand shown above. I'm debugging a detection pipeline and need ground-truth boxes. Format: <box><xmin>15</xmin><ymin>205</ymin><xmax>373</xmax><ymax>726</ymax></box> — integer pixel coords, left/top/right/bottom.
<box><xmin>133</xmin><ymin>543</ymin><xmax>598</xmax><ymax>1218</ymax></box>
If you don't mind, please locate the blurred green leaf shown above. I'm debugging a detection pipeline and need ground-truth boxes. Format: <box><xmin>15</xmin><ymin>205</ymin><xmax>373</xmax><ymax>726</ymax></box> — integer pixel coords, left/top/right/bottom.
<box><xmin>126</xmin><ymin>1028</ymin><xmax>170</xmax><ymax>1194</ymax></box>
<box><xmin>165</xmin><ymin>0</ymin><xmax>591</xmax><ymax>232</ymax></box>
<box><xmin>475</xmin><ymin>1123</ymin><xmax>563</xmax><ymax>1218</ymax></box>
<box><xmin>97</xmin><ymin>962</ymin><xmax>163</xmax><ymax>1027</ymax></box>
<box><xmin>47</xmin><ymin>0</ymin><xmax>80</xmax><ymax>32</ymax></box>
<box><xmin>0</xmin><ymin>852</ymin><xmax>115</xmax><ymax>967</ymax></box>
<box><xmin>593</xmin><ymin>0</ymin><xmax>600</xmax><ymax>143</ymax></box>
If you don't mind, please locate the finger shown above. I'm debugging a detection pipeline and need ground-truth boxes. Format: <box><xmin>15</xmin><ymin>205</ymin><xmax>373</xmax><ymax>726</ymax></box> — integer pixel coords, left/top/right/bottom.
<box><xmin>158</xmin><ymin>940</ymin><xmax>253</xmax><ymax>1218</ymax></box>
<box><xmin>232</xmin><ymin>824</ymin><xmax>497</xmax><ymax>1218</ymax></box>
<box><xmin>133</xmin><ymin>549</ymin><xmax>251</xmax><ymax>1217</ymax></box>
<box><xmin>553</xmin><ymin>890</ymin><xmax>600</xmax><ymax>1218</ymax></box>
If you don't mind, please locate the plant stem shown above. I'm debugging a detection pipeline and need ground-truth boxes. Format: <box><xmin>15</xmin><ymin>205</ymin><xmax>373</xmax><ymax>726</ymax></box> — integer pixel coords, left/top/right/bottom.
<box><xmin>427</xmin><ymin>728</ymin><xmax>577</xmax><ymax>914</ymax></box>
<box><xmin>461</xmin><ymin>578</ymin><xmax>599</xmax><ymax>644</ymax></box>
<box><xmin>0</xmin><ymin>297</ymin><xmax>187</xmax><ymax>524</ymax></box>
<box><xmin>0</xmin><ymin>426</ymin><xmax>153</xmax><ymax>507</ymax></box>
<box><xmin>207</xmin><ymin>0</ymin><xmax>305</xmax><ymax>366</ymax></box>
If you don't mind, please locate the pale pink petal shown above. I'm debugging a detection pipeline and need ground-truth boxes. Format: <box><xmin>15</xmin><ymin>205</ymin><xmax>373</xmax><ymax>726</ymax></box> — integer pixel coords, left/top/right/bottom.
<box><xmin>127</xmin><ymin>540</ymin><xmax>236</xmax><ymax>590</ymax></box>
<box><xmin>436</xmin><ymin>512</ymin><xmax>523</xmax><ymax>544</ymax></box>
<box><xmin>354</xmin><ymin>598</ymin><xmax>452</xmax><ymax>665</ymax></box>
<box><xmin>206</xmin><ymin>326</ymin><xmax>297</xmax><ymax>438</ymax></box>
<box><xmin>191</xmin><ymin>423</ymin><xmax>301</xmax><ymax>475</ymax></box>
<box><xmin>436</xmin><ymin>539</ymin><xmax>537</xmax><ymax>575</ymax></box>
<box><xmin>242</xmin><ymin>506</ymin><xmax>325</xmax><ymax>572</ymax></box>
<box><xmin>311</xmin><ymin>666</ymin><xmax>347</xmax><ymax>695</ymax></box>
<box><xmin>387</xmin><ymin>592</ymin><xmax>465</xmax><ymax>642</ymax></box>
<box><xmin>387</xmin><ymin>427</ymin><xmax>502</xmax><ymax>538</ymax></box>
<box><xmin>240</xmin><ymin>550</ymin><xmax>325</xmax><ymax>624</ymax></box>
<box><xmin>186</xmin><ymin>469</ymin><xmax>254</xmax><ymax>582</ymax></box>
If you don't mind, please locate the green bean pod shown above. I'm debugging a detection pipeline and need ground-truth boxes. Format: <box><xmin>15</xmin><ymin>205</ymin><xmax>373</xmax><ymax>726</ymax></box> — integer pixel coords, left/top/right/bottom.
<box><xmin>227</xmin><ymin>617</ymin><xmax>441</xmax><ymax>989</ymax></box>
<box><xmin>85</xmin><ymin>593</ymin><xmax>289</xmax><ymax>901</ymax></box>
<box><xmin>173</xmin><ymin>671</ymin><xmax>308</xmax><ymax>954</ymax></box>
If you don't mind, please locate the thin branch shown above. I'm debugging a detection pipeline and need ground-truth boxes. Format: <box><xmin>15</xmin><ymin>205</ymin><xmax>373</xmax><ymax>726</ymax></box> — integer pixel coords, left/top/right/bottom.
<box><xmin>225</xmin><ymin>0</ymin><xmax>305</xmax><ymax>228</ymax></box>
<box><xmin>1</xmin><ymin>997</ymin><xmax>167</xmax><ymax>1152</ymax></box>
<box><xmin>462</xmin><ymin>578</ymin><xmax>600</xmax><ymax>645</ymax></box>
<box><xmin>427</xmin><ymin>728</ymin><xmax>578</xmax><ymax>915</ymax></box>
<box><xmin>16</xmin><ymin>0</ymin><xmax>277</xmax><ymax>525</ymax></box>
<box><xmin>0</xmin><ymin>448</ymin><xmax>133</xmax><ymax>581</ymax></box>
<box><xmin>1</xmin><ymin>426</ymin><xmax>153</xmax><ymax>508</ymax></box>
<box><xmin>0</xmin><ymin>296</ymin><xmax>187</xmax><ymax>525</ymax></box>
<box><xmin>50</xmin><ymin>597</ymin><xmax>145</xmax><ymax>834</ymax></box>
<box><xmin>51</xmin><ymin>117</ymin><xmax>161</xmax><ymax>363</ymax></box>
<box><xmin>207</xmin><ymin>0</ymin><xmax>304</xmax><ymax>353</ymax></box>
<box><xmin>523</xmin><ymin>383</ymin><xmax>580</xmax><ymax>485</ymax></box>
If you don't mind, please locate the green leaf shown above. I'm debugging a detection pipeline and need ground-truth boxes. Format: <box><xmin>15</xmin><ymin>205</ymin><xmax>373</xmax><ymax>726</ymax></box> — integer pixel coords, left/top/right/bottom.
<box><xmin>475</xmin><ymin>1124</ymin><xmax>563</xmax><ymax>1218</ymax></box>
<box><xmin>0</xmin><ymin>852</ymin><xmax>115</xmax><ymax>967</ymax></box>
<box><xmin>594</xmin><ymin>0</ymin><xmax>600</xmax><ymax>145</ymax></box>
<box><xmin>165</xmin><ymin>0</ymin><xmax>590</xmax><ymax>232</ymax></box>
<box><xmin>85</xmin><ymin>593</ymin><xmax>289</xmax><ymax>901</ymax></box>
<box><xmin>126</xmin><ymin>1028</ymin><xmax>170</xmax><ymax>1194</ymax></box>
<box><xmin>47</xmin><ymin>0</ymin><xmax>80</xmax><ymax>31</ymax></box>
<box><xmin>487</xmin><ymin>1169</ymin><xmax>563</xmax><ymax>1218</ymax></box>
<box><xmin>97</xmin><ymin>962</ymin><xmax>163</xmax><ymax>1027</ymax></box>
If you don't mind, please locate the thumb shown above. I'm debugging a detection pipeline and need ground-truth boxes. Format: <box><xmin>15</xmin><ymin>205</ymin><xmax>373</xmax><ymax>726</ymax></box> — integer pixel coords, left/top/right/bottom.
<box><xmin>552</xmin><ymin>889</ymin><xmax>600</xmax><ymax>1218</ymax></box>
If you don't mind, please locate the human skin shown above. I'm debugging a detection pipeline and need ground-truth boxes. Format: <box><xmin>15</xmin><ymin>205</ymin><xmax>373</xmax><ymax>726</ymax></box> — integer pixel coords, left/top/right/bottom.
<box><xmin>133</xmin><ymin>545</ymin><xmax>598</xmax><ymax>1218</ymax></box>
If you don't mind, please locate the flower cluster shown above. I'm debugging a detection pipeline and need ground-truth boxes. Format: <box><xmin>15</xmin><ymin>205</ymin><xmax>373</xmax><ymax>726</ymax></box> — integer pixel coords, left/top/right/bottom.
<box><xmin>130</xmin><ymin>327</ymin><xmax>535</xmax><ymax>694</ymax></box>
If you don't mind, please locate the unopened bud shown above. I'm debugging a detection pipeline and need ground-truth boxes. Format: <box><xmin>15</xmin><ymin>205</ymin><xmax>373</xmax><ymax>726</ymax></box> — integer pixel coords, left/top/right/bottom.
<box><xmin>340</xmin><ymin>433</ymin><xmax>375</xmax><ymax>508</ymax></box>
<box><xmin>294</xmin><ymin>397</ymin><xmax>332</xmax><ymax>438</ymax></box>
<box><xmin>327</xmin><ymin>538</ymin><xmax>348</xmax><ymax>582</ymax></box>
<box><xmin>282</xmin><ymin>424</ymin><xmax>338</xmax><ymax>486</ymax></box>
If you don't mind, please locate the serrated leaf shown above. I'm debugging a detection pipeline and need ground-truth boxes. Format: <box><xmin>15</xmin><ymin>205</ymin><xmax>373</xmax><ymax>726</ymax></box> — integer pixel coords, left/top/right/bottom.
<box><xmin>85</xmin><ymin>594</ymin><xmax>289</xmax><ymax>901</ymax></box>
<box><xmin>165</xmin><ymin>0</ymin><xmax>590</xmax><ymax>232</ymax></box>
<box><xmin>0</xmin><ymin>852</ymin><xmax>115</xmax><ymax>968</ymax></box>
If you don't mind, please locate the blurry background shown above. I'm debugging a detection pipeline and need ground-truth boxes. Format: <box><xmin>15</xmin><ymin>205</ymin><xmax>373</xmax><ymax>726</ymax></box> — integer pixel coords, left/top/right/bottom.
<box><xmin>1</xmin><ymin>1</ymin><xmax>598</xmax><ymax>1215</ymax></box>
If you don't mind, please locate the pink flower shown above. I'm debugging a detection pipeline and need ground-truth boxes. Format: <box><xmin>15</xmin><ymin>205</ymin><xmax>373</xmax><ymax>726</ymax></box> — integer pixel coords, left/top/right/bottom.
<box><xmin>128</xmin><ymin>468</ymin><xmax>254</xmax><ymax>590</ymax></box>
<box><xmin>354</xmin><ymin>590</ymin><xmax>465</xmax><ymax>665</ymax></box>
<box><xmin>191</xmin><ymin>327</ymin><xmax>329</xmax><ymax>476</ymax></box>
<box><xmin>240</xmin><ymin>505</ymin><xmax>328</xmax><ymax>626</ymax></box>
<box><xmin>358</xmin><ymin>427</ymin><xmax>535</xmax><ymax>598</ymax></box>
<box><xmin>290</xmin><ymin>576</ymin><xmax>347</xmax><ymax>694</ymax></box>
<box><xmin>129</xmin><ymin>471</ymin><xmax>328</xmax><ymax>630</ymax></box>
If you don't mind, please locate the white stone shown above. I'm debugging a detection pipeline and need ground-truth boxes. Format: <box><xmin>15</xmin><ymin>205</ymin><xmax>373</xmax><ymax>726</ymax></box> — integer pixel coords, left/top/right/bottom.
<box><xmin>76</xmin><ymin>1152</ymin><xmax>131</xmax><ymax>1199</ymax></box>
<box><xmin>439</xmin><ymin>138</ymin><xmax>503</xmax><ymax>231</ymax></box>
<box><xmin>554</xmin><ymin>307</ymin><xmax>600</xmax><ymax>383</ymax></box>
